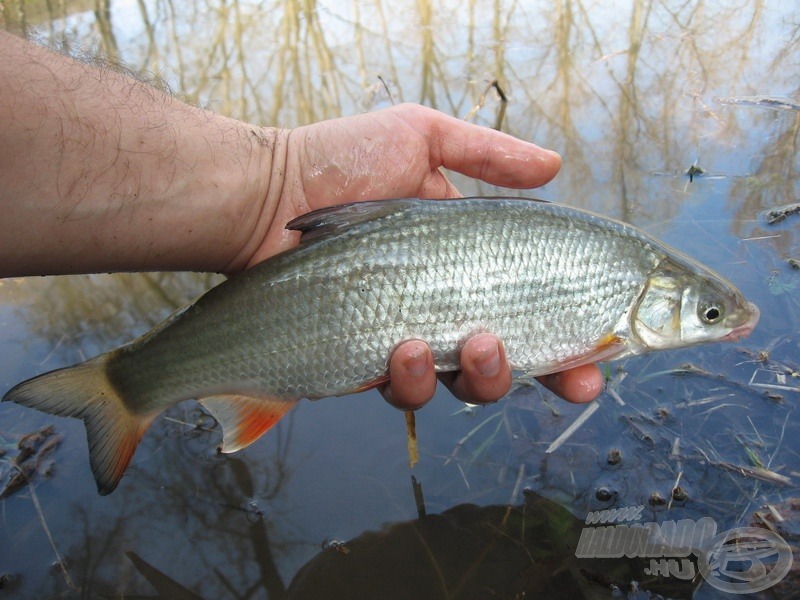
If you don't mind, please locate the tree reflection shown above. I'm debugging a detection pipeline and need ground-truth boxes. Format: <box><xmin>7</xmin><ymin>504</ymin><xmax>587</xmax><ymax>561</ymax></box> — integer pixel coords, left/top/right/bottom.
<box><xmin>38</xmin><ymin>410</ymin><xmax>299</xmax><ymax>598</ymax></box>
<box><xmin>2</xmin><ymin>0</ymin><xmax>793</xmax><ymax>222</ymax></box>
<box><xmin>4</xmin><ymin>272</ymin><xmax>221</xmax><ymax>367</ymax></box>
<box><xmin>1</xmin><ymin>1</ymin><xmax>798</xmax><ymax>598</ymax></box>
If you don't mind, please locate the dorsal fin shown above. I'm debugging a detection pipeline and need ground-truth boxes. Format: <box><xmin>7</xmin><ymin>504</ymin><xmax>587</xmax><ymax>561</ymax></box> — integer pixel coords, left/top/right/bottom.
<box><xmin>286</xmin><ymin>199</ymin><xmax>421</xmax><ymax>243</ymax></box>
<box><xmin>285</xmin><ymin>197</ymin><xmax>553</xmax><ymax>244</ymax></box>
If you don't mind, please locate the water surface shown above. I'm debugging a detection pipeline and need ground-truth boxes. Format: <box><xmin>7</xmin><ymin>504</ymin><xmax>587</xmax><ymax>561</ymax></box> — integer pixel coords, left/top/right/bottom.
<box><xmin>0</xmin><ymin>1</ymin><xmax>798</xmax><ymax>598</ymax></box>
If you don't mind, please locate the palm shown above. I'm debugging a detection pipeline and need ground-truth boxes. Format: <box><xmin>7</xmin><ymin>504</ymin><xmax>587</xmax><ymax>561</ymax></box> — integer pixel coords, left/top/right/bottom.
<box><xmin>297</xmin><ymin>107</ymin><xmax>458</xmax><ymax>207</ymax></box>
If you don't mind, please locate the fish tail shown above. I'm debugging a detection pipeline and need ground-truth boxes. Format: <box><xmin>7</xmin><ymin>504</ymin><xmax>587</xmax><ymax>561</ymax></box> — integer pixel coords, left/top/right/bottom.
<box><xmin>2</xmin><ymin>354</ymin><xmax>151</xmax><ymax>495</ymax></box>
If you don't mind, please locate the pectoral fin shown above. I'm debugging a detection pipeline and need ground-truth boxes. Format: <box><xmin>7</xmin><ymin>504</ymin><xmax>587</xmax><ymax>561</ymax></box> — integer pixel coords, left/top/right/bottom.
<box><xmin>525</xmin><ymin>334</ymin><xmax>628</xmax><ymax>377</ymax></box>
<box><xmin>583</xmin><ymin>334</ymin><xmax>628</xmax><ymax>364</ymax></box>
<box><xmin>350</xmin><ymin>374</ymin><xmax>390</xmax><ymax>394</ymax></box>
<box><xmin>199</xmin><ymin>395</ymin><xmax>298</xmax><ymax>454</ymax></box>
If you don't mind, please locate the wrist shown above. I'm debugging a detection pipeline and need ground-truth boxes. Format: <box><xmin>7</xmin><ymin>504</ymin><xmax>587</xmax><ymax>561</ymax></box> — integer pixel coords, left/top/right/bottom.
<box><xmin>217</xmin><ymin>125</ymin><xmax>293</xmax><ymax>274</ymax></box>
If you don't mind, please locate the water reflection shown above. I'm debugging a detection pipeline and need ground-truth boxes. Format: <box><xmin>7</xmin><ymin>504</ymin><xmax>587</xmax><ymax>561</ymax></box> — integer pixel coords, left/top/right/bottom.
<box><xmin>3</xmin><ymin>408</ymin><xmax>299</xmax><ymax>598</ymax></box>
<box><xmin>2</xmin><ymin>272</ymin><xmax>221</xmax><ymax>365</ymax></box>
<box><xmin>1</xmin><ymin>1</ymin><xmax>795</xmax><ymax>218</ymax></box>
<box><xmin>287</xmin><ymin>490</ymin><xmax>701</xmax><ymax>599</ymax></box>
<box><xmin>1</xmin><ymin>0</ymin><xmax>798</xmax><ymax>598</ymax></box>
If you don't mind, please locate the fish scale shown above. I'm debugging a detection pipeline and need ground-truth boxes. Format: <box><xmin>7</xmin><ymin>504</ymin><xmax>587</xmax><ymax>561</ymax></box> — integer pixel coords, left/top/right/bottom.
<box><xmin>252</xmin><ymin>201</ymin><xmax>637</xmax><ymax>393</ymax></box>
<box><xmin>3</xmin><ymin>197</ymin><xmax>759</xmax><ymax>494</ymax></box>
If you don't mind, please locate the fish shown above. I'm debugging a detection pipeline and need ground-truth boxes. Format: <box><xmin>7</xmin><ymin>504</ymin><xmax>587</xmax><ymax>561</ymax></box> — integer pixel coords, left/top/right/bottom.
<box><xmin>2</xmin><ymin>198</ymin><xmax>760</xmax><ymax>494</ymax></box>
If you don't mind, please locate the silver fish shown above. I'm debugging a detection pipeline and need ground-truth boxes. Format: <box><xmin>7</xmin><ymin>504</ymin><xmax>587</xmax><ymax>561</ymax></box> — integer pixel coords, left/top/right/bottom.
<box><xmin>2</xmin><ymin>198</ymin><xmax>759</xmax><ymax>493</ymax></box>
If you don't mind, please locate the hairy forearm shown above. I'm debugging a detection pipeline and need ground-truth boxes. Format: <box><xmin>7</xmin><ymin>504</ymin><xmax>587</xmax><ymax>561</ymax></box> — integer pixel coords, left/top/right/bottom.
<box><xmin>0</xmin><ymin>31</ymin><xmax>281</xmax><ymax>277</ymax></box>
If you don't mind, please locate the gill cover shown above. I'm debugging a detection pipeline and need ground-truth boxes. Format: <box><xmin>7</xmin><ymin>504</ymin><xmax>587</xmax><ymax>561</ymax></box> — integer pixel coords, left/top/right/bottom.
<box><xmin>630</xmin><ymin>273</ymin><xmax>684</xmax><ymax>349</ymax></box>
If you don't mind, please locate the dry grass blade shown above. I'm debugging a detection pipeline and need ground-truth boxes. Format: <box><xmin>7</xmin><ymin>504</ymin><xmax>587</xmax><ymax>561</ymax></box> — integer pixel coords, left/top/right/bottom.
<box><xmin>666</xmin><ymin>470</ymin><xmax>684</xmax><ymax>511</ymax></box>
<box><xmin>605</xmin><ymin>385</ymin><xmax>626</xmax><ymax>406</ymax></box>
<box><xmin>405</xmin><ymin>410</ymin><xmax>419</xmax><ymax>468</ymax></box>
<box><xmin>444</xmin><ymin>410</ymin><xmax>503</xmax><ymax>466</ymax></box>
<box><xmin>546</xmin><ymin>400</ymin><xmax>601</xmax><ymax>454</ymax></box>
<box><xmin>501</xmin><ymin>463</ymin><xmax>526</xmax><ymax>527</ymax></box>
<box><xmin>29</xmin><ymin>482</ymin><xmax>77</xmax><ymax>591</ymax></box>
<box><xmin>766</xmin><ymin>504</ymin><xmax>785</xmax><ymax>523</ymax></box>
<box><xmin>748</xmin><ymin>368</ymin><xmax>800</xmax><ymax>393</ymax></box>
<box><xmin>680</xmin><ymin>392</ymin><xmax>738</xmax><ymax>408</ymax></box>
<box><xmin>670</xmin><ymin>363</ymin><xmax>786</xmax><ymax>400</ymax></box>
<box><xmin>715</xmin><ymin>461</ymin><xmax>793</xmax><ymax>486</ymax></box>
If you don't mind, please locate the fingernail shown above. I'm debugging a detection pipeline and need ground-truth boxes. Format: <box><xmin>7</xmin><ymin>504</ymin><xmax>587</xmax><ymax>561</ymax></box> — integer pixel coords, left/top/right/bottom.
<box><xmin>474</xmin><ymin>340</ymin><xmax>501</xmax><ymax>377</ymax></box>
<box><xmin>545</xmin><ymin>148</ymin><xmax>562</xmax><ymax>160</ymax></box>
<box><xmin>405</xmin><ymin>344</ymin><xmax>429</xmax><ymax>377</ymax></box>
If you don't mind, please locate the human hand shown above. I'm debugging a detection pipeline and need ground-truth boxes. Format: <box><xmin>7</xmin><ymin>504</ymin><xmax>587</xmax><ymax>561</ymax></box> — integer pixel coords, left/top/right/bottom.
<box><xmin>233</xmin><ymin>103</ymin><xmax>564</xmax><ymax>267</ymax></box>
<box><xmin>384</xmin><ymin>335</ymin><xmax>604</xmax><ymax>409</ymax></box>
<box><xmin>234</xmin><ymin>103</ymin><xmax>603</xmax><ymax>407</ymax></box>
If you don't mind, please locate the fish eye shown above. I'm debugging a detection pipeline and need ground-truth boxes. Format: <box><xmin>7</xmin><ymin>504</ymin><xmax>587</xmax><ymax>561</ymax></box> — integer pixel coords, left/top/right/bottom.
<box><xmin>699</xmin><ymin>302</ymin><xmax>724</xmax><ymax>324</ymax></box>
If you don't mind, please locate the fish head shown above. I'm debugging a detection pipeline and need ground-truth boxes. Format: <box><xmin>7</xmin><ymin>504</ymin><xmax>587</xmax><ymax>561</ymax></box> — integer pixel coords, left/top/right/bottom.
<box><xmin>630</xmin><ymin>258</ymin><xmax>759</xmax><ymax>351</ymax></box>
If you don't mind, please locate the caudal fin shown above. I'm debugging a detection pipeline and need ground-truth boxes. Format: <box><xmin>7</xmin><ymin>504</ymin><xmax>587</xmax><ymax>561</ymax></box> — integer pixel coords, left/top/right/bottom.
<box><xmin>2</xmin><ymin>355</ymin><xmax>152</xmax><ymax>495</ymax></box>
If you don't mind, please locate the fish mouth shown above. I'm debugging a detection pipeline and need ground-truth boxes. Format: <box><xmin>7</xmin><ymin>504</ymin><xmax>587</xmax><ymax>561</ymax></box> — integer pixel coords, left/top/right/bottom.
<box><xmin>722</xmin><ymin>302</ymin><xmax>760</xmax><ymax>342</ymax></box>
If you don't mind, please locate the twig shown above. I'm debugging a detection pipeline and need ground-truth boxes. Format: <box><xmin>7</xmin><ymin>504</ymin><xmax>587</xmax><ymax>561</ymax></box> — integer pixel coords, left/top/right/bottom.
<box><xmin>405</xmin><ymin>410</ymin><xmax>419</xmax><ymax>468</ymax></box>
<box><xmin>765</xmin><ymin>202</ymin><xmax>800</xmax><ymax>224</ymax></box>
<box><xmin>376</xmin><ymin>75</ymin><xmax>395</xmax><ymax>105</ymax></box>
<box><xmin>463</xmin><ymin>79</ymin><xmax>508</xmax><ymax>125</ymax></box>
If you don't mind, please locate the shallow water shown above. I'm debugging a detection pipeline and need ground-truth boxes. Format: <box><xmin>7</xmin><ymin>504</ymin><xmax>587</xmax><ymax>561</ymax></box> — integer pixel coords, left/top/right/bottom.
<box><xmin>1</xmin><ymin>1</ymin><xmax>798</xmax><ymax>598</ymax></box>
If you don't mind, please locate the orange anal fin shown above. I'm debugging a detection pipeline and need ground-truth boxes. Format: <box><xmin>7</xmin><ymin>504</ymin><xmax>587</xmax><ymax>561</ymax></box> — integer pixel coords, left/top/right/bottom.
<box><xmin>199</xmin><ymin>395</ymin><xmax>298</xmax><ymax>454</ymax></box>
